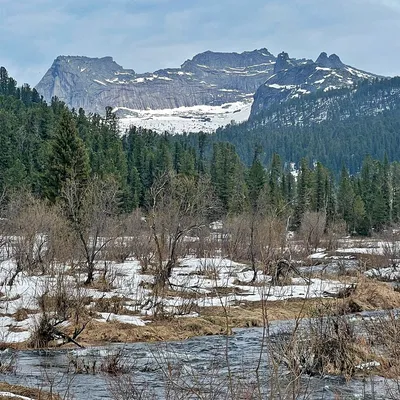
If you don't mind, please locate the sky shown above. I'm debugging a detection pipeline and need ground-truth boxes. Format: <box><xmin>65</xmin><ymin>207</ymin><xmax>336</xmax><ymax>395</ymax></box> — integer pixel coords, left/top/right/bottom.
<box><xmin>1</xmin><ymin>0</ymin><xmax>400</xmax><ymax>86</ymax></box>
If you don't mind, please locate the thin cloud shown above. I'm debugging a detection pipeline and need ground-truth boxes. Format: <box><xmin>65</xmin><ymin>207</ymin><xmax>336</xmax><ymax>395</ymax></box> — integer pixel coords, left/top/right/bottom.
<box><xmin>0</xmin><ymin>0</ymin><xmax>399</xmax><ymax>85</ymax></box>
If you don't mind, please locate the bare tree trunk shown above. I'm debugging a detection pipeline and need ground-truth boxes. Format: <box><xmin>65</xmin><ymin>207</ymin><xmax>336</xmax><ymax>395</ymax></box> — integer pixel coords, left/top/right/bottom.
<box><xmin>250</xmin><ymin>215</ymin><xmax>257</xmax><ymax>283</ymax></box>
<box><xmin>85</xmin><ymin>261</ymin><xmax>95</xmax><ymax>285</ymax></box>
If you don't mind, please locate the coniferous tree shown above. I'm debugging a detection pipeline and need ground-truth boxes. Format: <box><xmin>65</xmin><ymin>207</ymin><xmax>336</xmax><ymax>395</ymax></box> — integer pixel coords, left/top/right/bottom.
<box><xmin>293</xmin><ymin>158</ymin><xmax>312</xmax><ymax>227</ymax></box>
<box><xmin>337</xmin><ymin>166</ymin><xmax>355</xmax><ymax>230</ymax></box>
<box><xmin>45</xmin><ymin>110</ymin><xmax>90</xmax><ymax>203</ymax></box>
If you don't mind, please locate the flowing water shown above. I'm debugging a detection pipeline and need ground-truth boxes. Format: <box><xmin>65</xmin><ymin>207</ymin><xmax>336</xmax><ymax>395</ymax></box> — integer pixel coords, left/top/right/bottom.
<box><xmin>0</xmin><ymin>317</ymin><xmax>397</xmax><ymax>399</ymax></box>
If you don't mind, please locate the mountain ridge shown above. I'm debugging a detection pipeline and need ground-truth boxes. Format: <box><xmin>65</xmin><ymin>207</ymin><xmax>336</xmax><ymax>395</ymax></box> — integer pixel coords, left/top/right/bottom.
<box><xmin>35</xmin><ymin>48</ymin><xmax>381</xmax><ymax>133</ymax></box>
<box><xmin>250</xmin><ymin>51</ymin><xmax>380</xmax><ymax>119</ymax></box>
<box><xmin>36</xmin><ymin>49</ymin><xmax>281</xmax><ymax>114</ymax></box>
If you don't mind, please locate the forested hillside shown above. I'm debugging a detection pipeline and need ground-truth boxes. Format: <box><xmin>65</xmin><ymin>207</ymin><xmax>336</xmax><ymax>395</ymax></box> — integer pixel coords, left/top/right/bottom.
<box><xmin>200</xmin><ymin>77</ymin><xmax>400</xmax><ymax>172</ymax></box>
<box><xmin>0</xmin><ymin>66</ymin><xmax>399</xmax><ymax>236</ymax></box>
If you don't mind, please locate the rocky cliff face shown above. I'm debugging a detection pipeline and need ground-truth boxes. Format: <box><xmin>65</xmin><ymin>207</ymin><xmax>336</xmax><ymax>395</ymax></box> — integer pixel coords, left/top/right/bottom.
<box><xmin>36</xmin><ymin>49</ymin><xmax>285</xmax><ymax>114</ymax></box>
<box><xmin>36</xmin><ymin>49</ymin><xmax>381</xmax><ymax>125</ymax></box>
<box><xmin>250</xmin><ymin>52</ymin><xmax>379</xmax><ymax>119</ymax></box>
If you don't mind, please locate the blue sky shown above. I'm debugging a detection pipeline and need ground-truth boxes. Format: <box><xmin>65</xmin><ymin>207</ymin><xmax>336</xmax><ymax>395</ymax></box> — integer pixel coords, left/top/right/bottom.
<box><xmin>1</xmin><ymin>0</ymin><xmax>400</xmax><ymax>85</ymax></box>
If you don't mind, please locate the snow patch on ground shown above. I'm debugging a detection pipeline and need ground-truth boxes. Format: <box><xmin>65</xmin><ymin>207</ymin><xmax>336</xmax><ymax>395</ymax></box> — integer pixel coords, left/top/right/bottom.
<box><xmin>0</xmin><ymin>392</ymin><xmax>33</xmax><ymax>399</ymax></box>
<box><xmin>96</xmin><ymin>313</ymin><xmax>148</xmax><ymax>326</ymax></box>
<box><xmin>0</xmin><ymin>252</ymin><xmax>350</xmax><ymax>342</ymax></box>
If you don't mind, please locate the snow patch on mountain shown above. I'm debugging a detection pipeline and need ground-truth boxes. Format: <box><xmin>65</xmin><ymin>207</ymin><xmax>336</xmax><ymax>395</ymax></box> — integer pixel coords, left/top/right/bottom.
<box><xmin>117</xmin><ymin>99</ymin><xmax>253</xmax><ymax>134</ymax></box>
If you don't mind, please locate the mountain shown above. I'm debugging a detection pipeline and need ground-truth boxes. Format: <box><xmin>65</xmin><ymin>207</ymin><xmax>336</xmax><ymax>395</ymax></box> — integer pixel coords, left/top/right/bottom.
<box><xmin>35</xmin><ymin>49</ymin><xmax>380</xmax><ymax>133</ymax></box>
<box><xmin>249</xmin><ymin>77</ymin><xmax>400</xmax><ymax>128</ymax></box>
<box><xmin>250</xmin><ymin>51</ymin><xmax>379</xmax><ymax>119</ymax></box>
<box><xmin>36</xmin><ymin>49</ymin><xmax>282</xmax><ymax>114</ymax></box>
<box><xmin>205</xmin><ymin>77</ymin><xmax>400</xmax><ymax>173</ymax></box>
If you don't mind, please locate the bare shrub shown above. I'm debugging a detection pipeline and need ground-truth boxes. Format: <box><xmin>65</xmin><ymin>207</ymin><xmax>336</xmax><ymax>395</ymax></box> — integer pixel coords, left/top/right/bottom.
<box><xmin>148</xmin><ymin>173</ymin><xmax>215</xmax><ymax>287</ymax></box>
<box><xmin>364</xmin><ymin>311</ymin><xmax>400</xmax><ymax>376</ymax></box>
<box><xmin>68</xmin><ymin>348</ymin><xmax>129</xmax><ymax>376</ymax></box>
<box><xmin>272</xmin><ymin>302</ymin><xmax>371</xmax><ymax>380</ymax></box>
<box><xmin>100</xmin><ymin>349</ymin><xmax>128</xmax><ymax>375</ymax></box>
<box><xmin>30</xmin><ymin>275</ymin><xmax>90</xmax><ymax>348</ymax></box>
<box><xmin>381</xmin><ymin>228</ymin><xmax>400</xmax><ymax>267</ymax></box>
<box><xmin>93</xmin><ymin>296</ymin><xmax>125</xmax><ymax>314</ymax></box>
<box><xmin>222</xmin><ymin>214</ymin><xmax>250</xmax><ymax>262</ymax></box>
<box><xmin>122</xmin><ymin>210</ymin><xmax>154</xmax><ymax>273</ymax></box>
<box><xmin>6</xmin><ymin>194</ymin><xmax>67</xmax><ymax>286</ymax></box>
<box><xmin>299</xmin><ymin>211</ymin><xmax>326</xmax><ymax>253</ymax></box>
<box><xmin>108</xmin><ymin>374</ymin><xmax>154</xmax><ymax>400</ymax></box>
<box><xmin>30</xmin><ymin>313</ymin><xmax>56</xmax><ymax>348</ymax></box>
<box><xmin>325</xmin><ymin>219</ymin><xmax>347</xmax><ymax>251</ymax></box>
<box><xmin>0</xmin><ymin>348</ymin><xmax>17</xmax><ymax>373</ymax></box>
<box><xmin>223</xmin><ymin>213</ymin><xmax>287</xmax><ymax>282</ymax></box>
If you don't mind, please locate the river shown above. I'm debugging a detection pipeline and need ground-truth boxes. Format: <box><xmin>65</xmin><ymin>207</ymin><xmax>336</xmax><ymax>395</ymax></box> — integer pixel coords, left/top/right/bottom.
<box><xmin>0</xmin><ymin>317</ymin><xmax>397</xmax><ymax>399</ymax></box>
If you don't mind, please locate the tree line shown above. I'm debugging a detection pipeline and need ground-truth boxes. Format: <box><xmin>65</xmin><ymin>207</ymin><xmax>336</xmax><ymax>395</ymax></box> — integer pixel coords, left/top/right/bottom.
<box><xmin>0</xmin><ymin>66</ymin><xmax>399</xmax><ymax>242</ymax></box>
<box><xmin>189</xmin><ymin>77</ymin><xmax>400</xmax><ymax>174</ymax></box>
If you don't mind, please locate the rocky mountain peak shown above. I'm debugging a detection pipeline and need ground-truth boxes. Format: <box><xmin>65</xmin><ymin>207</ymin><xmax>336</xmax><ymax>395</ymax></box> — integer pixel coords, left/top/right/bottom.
<box><xmin>315</xmin><ymin>52</ymin><xmax>344</xmax><ymax>69</ymax></box>
<box><xmin>181</xmin><ymin>48</ymin><xmax>275</xmax><ymax>72</ymax></box>
<box><xmin>273</xmin><ymin>52</ymin><xmax>291</xmax><ymax>74</ymax></box>
<box><xmin>52</xmin><ymin>55</ymin><xmax>136</xmax><ymax>77</ymax></box>
<box><xmin>251</xmin><ymin>52</ymin><xmax>378</xmax><ymax>119</ymax></box>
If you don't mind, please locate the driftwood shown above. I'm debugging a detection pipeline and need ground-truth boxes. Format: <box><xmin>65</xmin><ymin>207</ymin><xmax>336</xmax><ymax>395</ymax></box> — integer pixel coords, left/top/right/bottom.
<box><xmin>271</xmin><ymin>259</ymin><xmax>311</xmax><ymax>285</ymax></box>
<box><xmin>51</xmin><ymin>319</ymin><xmax>88</xmax><ymax>348</ymax></box>
<box><xmin>323</xmin><ymin>284</ymin><xmax>357</xmax><ymax>299</ymax></box>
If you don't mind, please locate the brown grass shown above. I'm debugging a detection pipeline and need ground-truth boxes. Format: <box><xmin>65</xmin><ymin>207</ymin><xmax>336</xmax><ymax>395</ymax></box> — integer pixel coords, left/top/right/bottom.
<box><xmin>27</xmin><ymin>278</ymin><xmax>400</xmax><ymax>348</ymax></box>
<box><xmin>0</xmin><ymin>382</ymin><xmax>61</xmax><ymax>400</ymax></box>
<box><xmin>344</xmin><ymin>276</ymin><xmax>400</xmax><ymax>311</ymax></box>
<box><xmin>77</xmin><ymin>318</ymin><xmax>225</xmax><ymax>346</ymax></box>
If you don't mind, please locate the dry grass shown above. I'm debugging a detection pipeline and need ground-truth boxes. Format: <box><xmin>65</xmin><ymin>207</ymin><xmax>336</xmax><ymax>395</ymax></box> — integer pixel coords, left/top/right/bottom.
<box><xmin>32</xmin><ymin>281</ymin><xmax>400</xmax><ymax>348</ymax></box>
<box><xmin>77</xmin><ymin>317</ymin><xmax>226</xmax><ymax>346</ymax></box>
<box><xmin>343</xmin><ymin>276</ymin><xmax>400</xmax><ymax>311</ymax></box>
<box><xmin>13</xmin><ymin>308</ymin><xmax>36</xmax><ymax>322</ymax></box>
<box><xmin>0</xmin><ymin>382</ymin><xmax>61</xmax><ymax>400</ymax></box>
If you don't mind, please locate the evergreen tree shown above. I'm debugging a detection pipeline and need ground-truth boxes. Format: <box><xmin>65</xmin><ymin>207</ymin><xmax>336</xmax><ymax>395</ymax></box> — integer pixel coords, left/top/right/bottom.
<box><xmin>247</xmin><ymin>148</ymin><xmax>266</xmax><ymax>211</ymax></box>
<box><xmin>269</xmin><ymin>153</ymin><xmax>284</xmax><ymax>213</ymax></box>
<box><xmin>45</xmin><ymin>110</ymin><xmax>90</xmax><ymax>203</ymax></box>
<box><xmin>293</xmin><ymin>158</ymin><xmax>312</xmax><ymax>227</ymax></box>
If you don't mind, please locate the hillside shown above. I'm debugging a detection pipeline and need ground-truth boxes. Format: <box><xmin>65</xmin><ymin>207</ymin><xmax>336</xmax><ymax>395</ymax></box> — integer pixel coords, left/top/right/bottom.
<box><xmin>199</xmin><ymin>77</ymin><xmax>400</xmax><ymax>172</ymax></box>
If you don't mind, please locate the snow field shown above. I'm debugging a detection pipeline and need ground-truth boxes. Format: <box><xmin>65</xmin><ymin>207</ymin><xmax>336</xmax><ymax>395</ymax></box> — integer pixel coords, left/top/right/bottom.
<box><xmin>117</xmin><ymin>100</ymin><xmax>253</xmax><ymax>134</ymax></box>
<box><xmin>0</xmin><ymin>252</ymin><xmax>350</xmax><ymax>343</ymax></box>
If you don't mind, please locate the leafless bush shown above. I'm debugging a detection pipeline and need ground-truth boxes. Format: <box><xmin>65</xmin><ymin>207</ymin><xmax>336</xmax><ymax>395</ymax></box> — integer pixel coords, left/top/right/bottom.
<box><xmin>382</xmin><ymin>229</ymin><xmax>400</xmax><ymax>267</ymax></box>
<box><xmin>299</xmin><ymin>211</ymin><xmax>326</xmax><ymax>253</ymax></box>
<box><xmin>0</xmin><ymin>348</ymin><xmax>17</xmax><ymax>373</ymax></box>
<box><xmin>100</xmin><ymin>349</ymin><xmax>129</xmax><ymax>375</ymax></box>
<box><xmin>68</xmin><ymin>348</ymin><xmax>129</xmax><ymax>376</ymax></box>
<box><xmin>29</xmin><ymin>313</ymin><xmax>56</xmax><ymax>348</ymax></box>
<box><xmin>364</xmin><ymin>311</ymin><xmax>400</xmax><ymax>376</ymax></box>
<box><xmin>271</xmin><ymin>303</ymin><xmax>370</xmax><ymax>380</ymax></box>
<box><xmin>108</xmin><ymin>374</ymin><xmax>155</xmax><ymax>400</ymax></box>
<box><xmin>38</xmin><ymin>274</ymin><xmax>89</xmax><ymax>323</ymax></box>
<box><xmin>93</xmin><ymin>295</ymin><xmax>125</xmax><ymax>314</ymax></box>
<box><xmin>62</xmin><ymin>177</ymin><xmax>122</xmax><ymax>285</ymax></box>
<box><xmin>148</xmin><ymin>173</ymin><xmax>215</xmax><ymax>287</ymax></box>
<box><xmin>116</xmin><ymin>210</ymin><xmax>155</xmax><ymax>272</ymax></box>
<box><xmin>6</xmin><ymin>195</ymin><xmax>66</xmax><ymax>286</ymax></box>
<box><xmin>30</xmin><ymin>275</ymin><xmax>90</xmax><ymax>348</ymax></box>
<box><xmin>325</xmin><ymin>219</ymin><xmax>347</xmax><ymax>251</ymax></box>
<box><xmin>222</xmin><ymin>214</ymin><xmax>250</xmax><ymax>261</ymax></box>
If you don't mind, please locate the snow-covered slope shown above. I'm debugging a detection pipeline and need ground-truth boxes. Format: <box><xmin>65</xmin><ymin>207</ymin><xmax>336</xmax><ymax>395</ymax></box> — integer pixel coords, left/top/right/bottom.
<box><xmin>250</xmin><ymin>52</ymin><xmax>380</xmax><ymax>119</ymax></box>
<box><xmin>249</xmin><ymin>77</ymin><xmax>400</xmax><ymax>128</ymax></box>
<box><xmin>117</xmin><ymin>99</ymin><xmax>253</xmax><ymax>134</ymax></box>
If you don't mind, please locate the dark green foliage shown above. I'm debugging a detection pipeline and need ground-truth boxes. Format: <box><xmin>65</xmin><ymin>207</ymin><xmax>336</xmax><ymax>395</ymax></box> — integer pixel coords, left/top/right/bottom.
<box><xmin>184</xmin><ymin>77</ymin><xmax>400</xmax><ymax>174</ymax></box>
<box><xmin>1</xmin><ymin>66</ymin><xmax>400</xmax><ymax>236</ymax></box>
<box><xmin>45</xmin><ymin>110</ymin><xmax>90</xmax><ymax>202</ymax></box>
<box><xmin>211</xmin><ymin>142</ymin><xmax>248</xmax><ymax>214</ymax></box>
